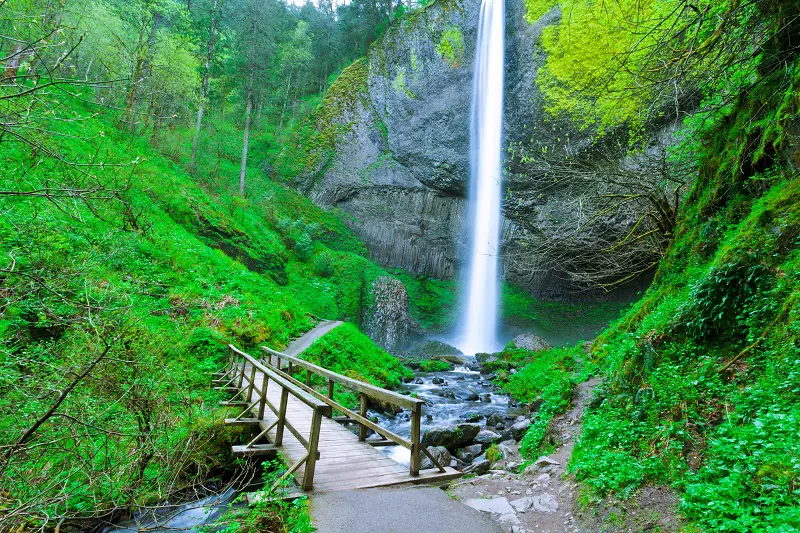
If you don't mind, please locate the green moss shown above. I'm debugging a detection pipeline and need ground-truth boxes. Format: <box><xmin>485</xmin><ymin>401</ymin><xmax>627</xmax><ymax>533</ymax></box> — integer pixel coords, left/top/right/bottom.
<box><xmin>419</xmin><ymin>359</ymin><xmax>453</xmax><ymax>372</ymax></box>
<box><xmin>393</xmin><ymin>68</ymin><xmax>417</xmax><ymax>99</ymax></box>
<box><xmin>277</xmin><ymin>58</ymin><xmax>370</xmax><ymax>180</ymax></box>
<box><xmin>435</xmin><ymin>27</ymin><xmax>464</xmax><ymax>68</ymax></box>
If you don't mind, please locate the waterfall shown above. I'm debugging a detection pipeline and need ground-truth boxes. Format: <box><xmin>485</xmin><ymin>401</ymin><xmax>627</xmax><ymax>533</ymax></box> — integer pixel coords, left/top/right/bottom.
<box><xmin>455</xmin><ymin>0</ymin><xmax>505</xmax><ymax>355</ymax></box>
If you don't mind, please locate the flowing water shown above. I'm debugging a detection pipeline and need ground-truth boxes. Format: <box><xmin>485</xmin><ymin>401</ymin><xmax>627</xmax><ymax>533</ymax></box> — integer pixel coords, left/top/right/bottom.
<box><xmin>376</xmin><ymin>361</ymin><xmax>510</xmax><ymax>466</ymax></box>
<box><xmin>455</xmin><ymin>0</ymin><xmax>506</xmax><ymax>355</ymax></box>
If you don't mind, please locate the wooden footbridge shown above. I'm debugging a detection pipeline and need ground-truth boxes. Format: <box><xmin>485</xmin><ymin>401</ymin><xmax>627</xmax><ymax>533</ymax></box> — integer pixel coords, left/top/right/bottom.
<box><xmin>212</xmin><ymin>324</ymin><xmax>460</xmax><ymax>493</ymax></box>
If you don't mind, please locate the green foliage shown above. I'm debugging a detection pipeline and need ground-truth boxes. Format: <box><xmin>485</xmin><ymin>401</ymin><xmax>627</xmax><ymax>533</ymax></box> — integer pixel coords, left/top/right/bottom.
<box><xmin>219</xmin><ymin>459</ymin><xmax>314</xmax><ymax>533</ymax></box>
<box><xmin>500</xmin><ymin>344</ymin><xmax>595</xmax><ymax>457</ymax></box>
<box><xmin>486</xmin><ymin>443</ymin><xmax>502</xmax><ymax>464</ymax></box>
<box><xmin>568</xmin><ymin>42</ymin><xmax>800</xmax><ymax>529</ymax></box>
<box><xmin>419</xmin><ymin>359</ymin><xmax>453</xmax><ymax>372</ymax></box>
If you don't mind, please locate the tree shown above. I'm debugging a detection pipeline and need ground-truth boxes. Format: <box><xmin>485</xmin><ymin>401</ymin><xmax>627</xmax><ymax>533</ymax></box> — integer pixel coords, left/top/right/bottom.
<box><xmin>190</xmin><ymin>0</ymin><xmax>220</xmax><ymax>173</ymax></box>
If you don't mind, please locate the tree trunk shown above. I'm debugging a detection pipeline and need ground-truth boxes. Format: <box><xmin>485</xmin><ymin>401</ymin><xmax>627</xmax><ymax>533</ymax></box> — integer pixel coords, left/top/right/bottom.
<box><xmin>190</xmin><ymin>0</ymin><xmax>217</xmax><ymax>174</ymax></box>
<box><xmin>239</xmin><ymin>71</ymin><xmax>254</xmax><ymax>196</ymax></box>
<box><xmin>279</xmin><ymin>72</ymin><xmax>292</xmax><ymax>129</ymax></box>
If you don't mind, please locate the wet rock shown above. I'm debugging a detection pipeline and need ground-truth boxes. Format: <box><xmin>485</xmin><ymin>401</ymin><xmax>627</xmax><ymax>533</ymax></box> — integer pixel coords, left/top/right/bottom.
<box><xmin>511</xmin><ymin>419</ymin><xmax>531</xmax><ymax>440</ymax></box>
<box><xmin>453</xmin><ymin>388</ymin><xmax>480</xmax><ymax>401</ymax></box>
<box><xmin>481</xmin><ymin>393</ymin><xmax>492</xmax><ymax>403</ymax></box>
<box><xmin>463</xmin><ymin>496</ymin><xmax>515</xmax><ymax>514</ymax></box>
<box><xmin>421</xmin><ymin>445</ymin><xmax>451</xmax><ymax>470</ymax></box>
<box><xmin>474</xmin><ymin>430</ymin><xmax>502</xmax><ymax>448</ymax></box>
<box><xmin>413</xmin><ymin>378</ymin><xmax>424</xmax><ymax>384</ymax></box>
<box><xmin>456</xmin><ymin>447</ymin><xmax>477</xmax><ymax>463</ymax></box>
<box><xmin>511</xmin><ymin>333</ymin><xmax>552</xmax><ymax>352</ymax></box>
<box><xmin>462</xmin><ymin>411</ymin><xmax>484</xmax><ymax>423</ymax></box>
<box><xmin>432</xmin><ymin>376</ymin><xmax>446</xmax><ymax>385</ymax></box>
<box><xmin>421</xmin><ymin>423</ymin><xmax>480</xmax><ymax>451</ymax></box>
<box><xmin>463</xmin><ymin>443</ymin><xmax>483</xmax><ymax>457</ymax></box>
<box><xmin>486</xmin><ymin>413</ymin><xmax>504</xmax><ymax>426</ymax></box>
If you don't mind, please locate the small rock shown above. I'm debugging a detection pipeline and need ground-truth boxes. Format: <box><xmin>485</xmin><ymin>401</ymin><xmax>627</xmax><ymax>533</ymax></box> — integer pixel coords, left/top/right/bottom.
<box><xmin>464</xmin><ymin>459</ymin><xmax>491</xmax><ymax>475</ymax></box>
<box><xmin>511</xmin><ymin>419</ymin><xmax>531</xmax><ymax>440</ymax></box>
<box><xmin>432</xmin><ymin>376</ymin><xmax>445</xmax><ymax>385</ymax></box>
<box><xmin>474</xmin><ymin>429</ymin><xmax>502</xmax><ymax>448</ymax></box>
<box><xmin>510</xmin><ymin>496</ymin><xmax>534</xmax><ymax>512</ymax></box>
<box><xmin>531</xmin><ymin>493</ymin><xmax>558</xmax><ymax>513</ymax></box>
<box><xmin>523</xmin><ymin>455</ymin><xmax>560</xmax><ymax>476</ymax></box>
<box><xmin>499</xmin><ymin>513</ymin><xmax>521</xmax><ymax>525</ymax></box>
<box><xmin>463</xmin><ymin>497</ymin><xmax>516</xmax><ymax>515</ymax></box>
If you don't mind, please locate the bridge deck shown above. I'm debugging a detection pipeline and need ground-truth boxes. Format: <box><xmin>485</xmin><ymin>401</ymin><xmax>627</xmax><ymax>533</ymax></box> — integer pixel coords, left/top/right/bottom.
<box><xmin>244</xmin><ymin>363</ymin><xmax>461</xmax><ymax>492</ymax></box>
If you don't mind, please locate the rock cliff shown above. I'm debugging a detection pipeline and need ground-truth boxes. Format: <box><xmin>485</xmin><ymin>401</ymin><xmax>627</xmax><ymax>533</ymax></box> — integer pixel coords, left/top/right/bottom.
<box><xmin>286</xmin><ymin>0</ymin><xmax>669</xmax><ymax>299</ymax></box>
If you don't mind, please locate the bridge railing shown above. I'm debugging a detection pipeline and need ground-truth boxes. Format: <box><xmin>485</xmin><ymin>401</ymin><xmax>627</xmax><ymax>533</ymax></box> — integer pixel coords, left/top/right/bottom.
<box><xmin>260</xmin><ymin>346</ymin><xmax>446</xmax><ymax>477</ymax></box>
<box><xmin>222</xmin><ymin>345</ymin><xmax>331</xmax><ymax>491</ymax></box>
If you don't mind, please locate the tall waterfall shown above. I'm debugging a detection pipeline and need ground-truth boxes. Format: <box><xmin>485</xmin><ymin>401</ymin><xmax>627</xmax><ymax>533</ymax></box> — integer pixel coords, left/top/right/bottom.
<box><xmin>456</xmin><ymin>0</ymin><xmax>505</xmax><ymax>355</ymax></box>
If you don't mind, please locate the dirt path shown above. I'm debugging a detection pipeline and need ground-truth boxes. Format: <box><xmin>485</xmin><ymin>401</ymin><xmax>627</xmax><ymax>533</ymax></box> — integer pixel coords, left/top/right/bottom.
<box><xmin>448</xmin><ymin>378</ymin><xmax>599</xmax><ymax>533</ymax></box>
<box><xmin>284</xmin><ymin>320</ymin><xmax>342</xmax><ymax>356</ymax></box>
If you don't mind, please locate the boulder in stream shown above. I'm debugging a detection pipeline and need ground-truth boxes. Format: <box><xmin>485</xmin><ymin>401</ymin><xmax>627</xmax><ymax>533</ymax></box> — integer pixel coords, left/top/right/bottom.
<box><xmin>422</xmin><ymin>423</ymin><xmax>480</xmax><ymax>451</ymax></box>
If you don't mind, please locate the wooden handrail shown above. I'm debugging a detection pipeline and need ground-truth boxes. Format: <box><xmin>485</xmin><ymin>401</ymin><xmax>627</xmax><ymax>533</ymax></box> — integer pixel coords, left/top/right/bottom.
<box><xmin>261</xmin><ymin>346</ymin><xmax>423</xmax><ymax>410</ymax></box>
<box><xmin>225</xmin><ymin>345</ymin><xmax>330</xmax><ymax>490</ymax></box>
<box><xmin>260</xmin><ymin>345</ymin><xmax>443</xmax><ymax>477</ymax></box>
<box><xmin>231</xmin><ymin>345</ymin><xmax>330</xmax><ymax>413</ymax></box>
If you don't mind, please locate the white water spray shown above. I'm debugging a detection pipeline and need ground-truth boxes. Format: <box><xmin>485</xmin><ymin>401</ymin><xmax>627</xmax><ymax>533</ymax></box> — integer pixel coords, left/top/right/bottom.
<box><xmin>456</xmin><ymin>0</ymin><xmax>505</xmax><ymax>355</ymax></box>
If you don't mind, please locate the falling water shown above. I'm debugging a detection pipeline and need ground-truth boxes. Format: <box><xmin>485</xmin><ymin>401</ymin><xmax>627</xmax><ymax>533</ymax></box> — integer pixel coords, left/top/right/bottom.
<box><xmin>456</xmin><ymin>0</ymin><xmax>505</xmax><ymax>355</ymax></box>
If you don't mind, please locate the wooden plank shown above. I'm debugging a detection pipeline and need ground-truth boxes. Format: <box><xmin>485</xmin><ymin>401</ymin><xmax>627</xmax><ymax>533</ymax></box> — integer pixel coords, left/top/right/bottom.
<box><xmin>232</xmin><ymin>444</ymin><xmax>278</xmax><ymax>457</ymax></box>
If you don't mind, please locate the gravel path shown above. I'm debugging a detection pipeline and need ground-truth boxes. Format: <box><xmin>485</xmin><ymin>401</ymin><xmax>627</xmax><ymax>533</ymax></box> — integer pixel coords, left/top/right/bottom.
<box><xmin>310</xmin><ymin>485</ymin><xmax>503</xmax><ymax>533</ymax></box>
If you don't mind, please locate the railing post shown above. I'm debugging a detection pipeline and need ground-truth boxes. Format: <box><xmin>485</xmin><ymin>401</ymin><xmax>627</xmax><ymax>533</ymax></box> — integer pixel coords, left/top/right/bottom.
<box><xmin>305</xmin><ymin>369</ymin><xmax>311</xmax><ymax>386</ymax></box>
<box><xmin>359</xmin><ymin>393</ymin><xmax>369</xmax><ymax>441</ymax></box>
<box><xmin>258</xmin><ymin>370</ymin><xmax>268</xmax><ymax>420</ymax></box>
<box><xmin>288</xmin><ymin>361</ymin><xmax>293</xmax><ymax>377</ymax></box>
<box><xmin>237</xmin><ymin>353</ymin><xmax>245</xmax><ymax>389</ymax></box>
<box><xmin>410</xmin><ymin>403</ymin><xmax>421</xmax><ymax>476</ymax></box>
<box><xmin>274</xmin><ymin>387</ymin><xmax>289</xmax><ymax>446</ymax></box>
<box><xmin>247</xmin><ymin>365</ymin><xmax>256</xmax><ymax>401</ymax></box>
<box><xmin>267</xmin><ymin>352</ymin><xmax>272</xmax><ymax>367</ymax></box>
<box><xmin>303</xmin><ymin>408</ymin><xmax>323</xmax><ymax>491</ymax></box>
<box><xmin>326</xmin><ymin>379</ymin><xmax>334</xmax><ymax>418</ymax></box>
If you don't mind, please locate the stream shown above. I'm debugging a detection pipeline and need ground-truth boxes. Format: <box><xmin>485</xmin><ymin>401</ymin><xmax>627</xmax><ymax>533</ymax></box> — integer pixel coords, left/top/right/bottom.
<box><xmin>106</xmin><ymin>357</ymin><xmax>513</xmax><ymax>532</ymax></box>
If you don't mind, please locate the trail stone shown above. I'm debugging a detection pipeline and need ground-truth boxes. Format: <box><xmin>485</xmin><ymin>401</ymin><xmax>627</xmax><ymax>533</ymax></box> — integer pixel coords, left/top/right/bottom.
<box><xmin>464</xmin><ymin>459</ymin><xmax>491</xmax><ymax>475</ymax></box>
<box><xmin>531</xmin><ymin>493</ymin><xmax>559</xmax><ymax>513</ymax></box>
<box><xmin>463</xmin><ymin>497</ymin><xmax>515</xmax><ymax>515</ymax></box>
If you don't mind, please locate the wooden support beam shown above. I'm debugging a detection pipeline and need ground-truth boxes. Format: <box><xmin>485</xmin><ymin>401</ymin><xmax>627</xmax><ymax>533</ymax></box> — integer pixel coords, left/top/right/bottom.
<box><xmin>219</xmin><ymin>401</ymin><xmax>250</xmax><ymax>407</ymax></box>
<box><xmin>224</xmin><ymin>418</ymin><xmax>262</xmax><ymax>426</ymax></box>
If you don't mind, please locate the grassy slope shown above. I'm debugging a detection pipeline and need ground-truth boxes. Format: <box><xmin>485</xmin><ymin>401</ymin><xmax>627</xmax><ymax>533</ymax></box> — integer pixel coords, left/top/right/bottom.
<box><xmin>493</xmin><ymin>63</ymin><xmax>800</xmax><ymax>531</ymax></box>
<box><xmin>0</xmin><ymin>96</ymin><xmax>408</xmax><ymax>518</ymax></box>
